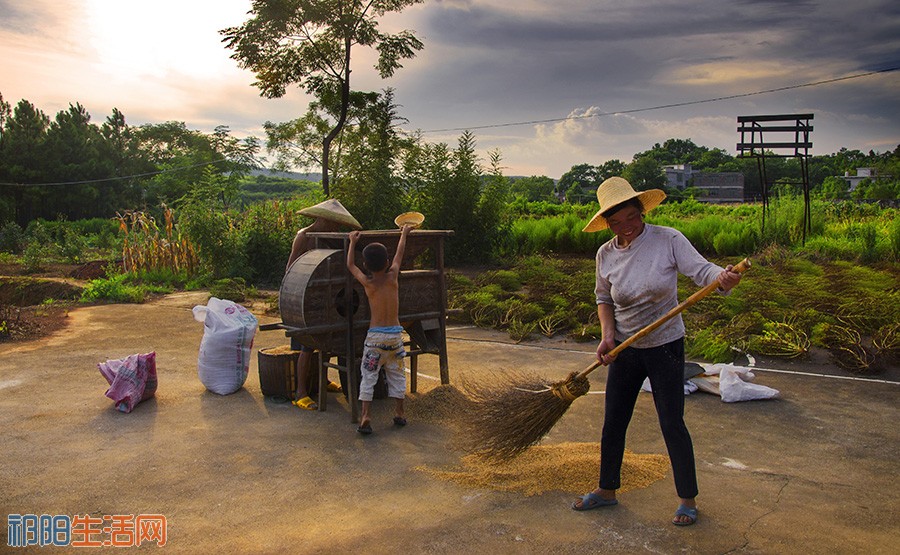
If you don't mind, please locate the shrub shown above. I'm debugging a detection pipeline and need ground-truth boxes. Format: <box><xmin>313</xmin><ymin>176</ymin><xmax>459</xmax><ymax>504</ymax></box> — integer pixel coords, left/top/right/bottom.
<box><xmin>58</xmin><ymin>226</ymin><xmax>87</xmax><ymax>264</ymax></box>
<box><xmin>490</xmin><ymin>269</ymin><xmax>522</xmax><ymax>292</ymax></box>
<box><xmin>22</xmin><ymin>241</ymin><xmax>54</xmax><ymax>273</ymax></box>
<box><xmin>889</xmin><ymin>213</ymin><xmax>900</xmax><ymax>261</ymax></box>
<box><xmin>239</xmin><ymin>201</ymin><xmax>298</xmax><ymax>285</ymax></box>
<box><xmin>209</xmin><ymin>277</ymin><xmax>255</xmax><ymax>303</ymax></box>
<box><xmin>0</xmin><ymin>222</ymin><xmax>25</xmax><ymax>254</ymax></box>
<box><xmin>81</xmin><ymin>273</ymin><xmax>146</xmax><ymax>303</ymax></box>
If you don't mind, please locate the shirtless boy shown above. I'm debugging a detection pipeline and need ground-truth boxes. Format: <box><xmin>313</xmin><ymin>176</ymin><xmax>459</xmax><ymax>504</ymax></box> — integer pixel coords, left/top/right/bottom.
<box><xmin>346</xmin><ymin>224</ymin><xmax>413</xmax><ymax>434</ymax></box>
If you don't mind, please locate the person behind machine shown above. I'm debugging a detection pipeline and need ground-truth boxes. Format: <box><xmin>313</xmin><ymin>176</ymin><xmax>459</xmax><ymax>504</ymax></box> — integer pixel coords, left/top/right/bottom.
<box><xmin>286</xmin><ymin>199</ymin><xmax>362</xmax><ymax>411</ymax></box>
<box><xmin>346</xmin><ymin>224</ymin><xmax>413</xmax><ymax>434</ymax></box>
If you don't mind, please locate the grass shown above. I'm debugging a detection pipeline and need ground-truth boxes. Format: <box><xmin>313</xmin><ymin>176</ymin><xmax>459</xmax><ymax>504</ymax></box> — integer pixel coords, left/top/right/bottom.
<box><xmin>449</xmin><ymin>251</ymin><xmax>900</xmax><ymax>374</ymax></box>
<box><xmin>504</xmin><ymin>197</ymin><xmax>899</xmax><ymax>265</ymax></box>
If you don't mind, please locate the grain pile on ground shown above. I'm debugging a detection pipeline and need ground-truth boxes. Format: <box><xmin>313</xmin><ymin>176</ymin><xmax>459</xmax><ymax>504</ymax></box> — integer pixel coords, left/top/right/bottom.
<box><xmin>459</xmin><ymin>369</ymin><xmax>591</xmax><ymax>460</ymax></box>
<box><xmin>405</xmin><ymin>384</ymin><xmax>474</xmax><ymax>424</ymax></box>
<box><xmin>417</xmin><ymin>442</ymin><xmax>669</xmax><ymax>497</ymax></box>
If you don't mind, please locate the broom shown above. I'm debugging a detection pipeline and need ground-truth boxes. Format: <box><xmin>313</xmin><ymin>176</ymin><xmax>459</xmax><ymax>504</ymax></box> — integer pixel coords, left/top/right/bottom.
<box><xmin>463</xmin><ymin>258</ymin><xmax>752</xmax><ymax>461</ymax></box>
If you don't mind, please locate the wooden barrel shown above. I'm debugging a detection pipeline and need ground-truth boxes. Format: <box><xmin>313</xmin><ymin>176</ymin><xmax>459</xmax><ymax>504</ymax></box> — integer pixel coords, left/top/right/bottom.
<box><xmin>257</xmin><ymin>347</ymin><xmax>299</xmax><ymax>400</ymax></box>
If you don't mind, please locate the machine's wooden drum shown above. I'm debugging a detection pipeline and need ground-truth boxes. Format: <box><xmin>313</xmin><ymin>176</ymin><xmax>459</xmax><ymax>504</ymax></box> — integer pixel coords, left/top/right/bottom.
<box><xmin>279</xmin><ymin>248</ymin><xmax>364</xmax><ymax>352</ymax></box>
<box><xmin>279</xmin><ymin>235</ymin><xmax>448</xmax><ymax>354</ymax></box>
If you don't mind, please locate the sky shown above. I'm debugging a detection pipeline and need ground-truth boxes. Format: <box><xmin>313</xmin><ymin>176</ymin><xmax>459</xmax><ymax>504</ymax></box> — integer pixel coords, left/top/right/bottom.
<box><xmin>1</xmin><ymin>0</ymin><xmax>899</xmax><ymax>179</ymax></box>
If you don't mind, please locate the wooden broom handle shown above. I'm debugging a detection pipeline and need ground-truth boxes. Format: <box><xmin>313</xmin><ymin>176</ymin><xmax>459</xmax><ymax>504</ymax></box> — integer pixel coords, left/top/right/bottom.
<box><xmin>576</xmin><ymin>258</ymin><xmax>751</xmax><ymax>379</ymax></box>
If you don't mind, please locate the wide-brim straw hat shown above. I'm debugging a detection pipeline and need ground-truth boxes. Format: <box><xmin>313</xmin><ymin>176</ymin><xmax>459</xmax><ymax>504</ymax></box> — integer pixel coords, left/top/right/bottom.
<box><xmin>394</xmin><ymin>211</ymin><xmax>425</xmax><ymax>229</ymax></box>
<box><xmin>297</xmin><ymin>199</ymin><xmax>362</xmax><ymax>230</ymax></box>
<box><xmin>582</xmin><ymin>177</ymin><xmax>666</xmax><ymax>232</ymax></box>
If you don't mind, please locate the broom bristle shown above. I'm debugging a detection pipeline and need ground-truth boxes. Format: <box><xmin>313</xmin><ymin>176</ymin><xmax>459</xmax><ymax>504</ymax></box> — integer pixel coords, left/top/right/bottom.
<box><xmin>460</xmin><ymin>370</ymin><xmax>591</xmax><ymax>461</ymax></box>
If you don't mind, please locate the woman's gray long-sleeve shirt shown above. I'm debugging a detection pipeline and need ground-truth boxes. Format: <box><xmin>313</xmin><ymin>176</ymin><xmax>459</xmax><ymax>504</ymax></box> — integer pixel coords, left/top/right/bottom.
<box><xmin>595</xmin><ymin>223</ymin><xmax>724</xmax><ymax>349</ymax></box>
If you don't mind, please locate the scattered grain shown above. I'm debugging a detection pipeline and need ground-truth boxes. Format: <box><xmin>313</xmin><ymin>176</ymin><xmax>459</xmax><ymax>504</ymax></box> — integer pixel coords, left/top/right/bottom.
<box><xmin>261</xmin><ymin>345</ymin><xmax>301</xmax><ymax>356</ymax></box>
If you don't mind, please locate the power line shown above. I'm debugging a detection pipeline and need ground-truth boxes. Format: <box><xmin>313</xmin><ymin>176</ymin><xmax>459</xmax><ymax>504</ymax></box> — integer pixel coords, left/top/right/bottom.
<box><xmin>0</xmin><ymin>158</ymin><xmax>231</xmax><ymax>188</ymax></box>
<box><xmin>415</xmin><ymin>66</ymin><xmax>900</xmax><ymax>134</ymax></box>
<box><xmin>2</xmin><ymin>66</ymin><xmax>896</xmax><ymax>187</ymax></box>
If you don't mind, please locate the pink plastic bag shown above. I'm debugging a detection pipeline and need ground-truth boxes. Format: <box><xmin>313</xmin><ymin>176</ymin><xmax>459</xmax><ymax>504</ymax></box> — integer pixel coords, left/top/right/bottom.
<box><xmin>98</xmin><ymin>352</ymin><xmax>158</xmax><ymax>413</ymax></box>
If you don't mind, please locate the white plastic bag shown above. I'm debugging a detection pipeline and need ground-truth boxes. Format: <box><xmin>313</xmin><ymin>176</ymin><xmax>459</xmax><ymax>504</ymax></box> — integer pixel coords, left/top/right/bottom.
<box><xmin>641</xmin><ymin>377</ymin><xmax>699</xmax><ymax>395</ymax></box>
<box><xmin>193</xmin><ymin>297</ymin><xmax>258</xmax><ymax>395</ymax></box>
<box><xmin>687</xmin><ymin>364</ymin><xmax>779</xmax><ymax>402</ymax></box>
<box><xmin>718</xmin><ymin>368</ymin><xmax>779</xmax><ymax>403</ymax></box>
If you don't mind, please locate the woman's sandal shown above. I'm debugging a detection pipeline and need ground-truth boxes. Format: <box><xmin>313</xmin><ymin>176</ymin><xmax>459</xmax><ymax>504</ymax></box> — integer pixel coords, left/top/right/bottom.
<box><xmin>326</xmin><ymin>381</ymin><xmax>342</xmax><ymax>393</ymax></box>
<box><xmin>572</xmin><ymin>492</ymin><xmax>618</xmax><ymax>511</ymax></box>
<box><xmin>292</xmin><ymin>396</ymin><xmax>318</xmax><ymax>411</ymax></box>
<box><xmin>672</xmin><ymin>504</ymin><xmax>698</xmax><ymax>526</ymax></box>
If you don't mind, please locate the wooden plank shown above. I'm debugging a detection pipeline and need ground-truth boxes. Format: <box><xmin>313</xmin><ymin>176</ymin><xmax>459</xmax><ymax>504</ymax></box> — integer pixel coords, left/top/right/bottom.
<box><xmin>737</xmin><ymin>113</ymin><xmax>814</xmax><ymax>123</ymax></box>
<box><xmin>737</xmin><ymin>142</ymin><xmax>813</xmax><ymax>150</ymax></box>
<box><xmin>737</xmin><ymin>125</ymin><xmax>814</xmax><ymax>132</ymax></box>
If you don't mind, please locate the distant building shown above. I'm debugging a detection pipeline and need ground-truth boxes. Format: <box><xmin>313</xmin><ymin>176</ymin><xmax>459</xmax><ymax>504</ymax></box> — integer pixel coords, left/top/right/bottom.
<box><xmin>663</xmin><ymin>163</ymin><xmax>745</xmax><ymax>203</ymax></box>
<box><xmin>692</xmin><ymin>173</ymin><xmax>745</xmax><ymax>203</ymax></box>
<box><xmin>664</xmin><ymin>164</ymin><xmax>693</xmax><ymax>189</ymax></box>
<box><xmin>841</xmin><ymin>167</ymin><xmax>886</xmax><ymax>192</ymax></box>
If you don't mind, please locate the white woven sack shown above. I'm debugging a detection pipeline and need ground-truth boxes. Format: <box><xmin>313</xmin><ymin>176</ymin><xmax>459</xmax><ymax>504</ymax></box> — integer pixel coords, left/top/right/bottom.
<box><xmin>192</xmin><ymin>297</ymin><xmax>258</xmax><ymax>395</ymax></box>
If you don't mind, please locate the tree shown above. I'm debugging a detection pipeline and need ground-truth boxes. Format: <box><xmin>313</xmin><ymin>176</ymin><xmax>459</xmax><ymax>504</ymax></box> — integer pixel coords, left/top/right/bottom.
<box><xmin>0</xmin><ymin>100</ymin><xmax>50</xmax><ymax>226</ymax></box>
<box><xmin>0</xmin><ymin>93</ymin><xmax>10</xmax><ymax>141</ymax></box>
<box><xmin>557</xmin><ymin>163</ymin><xmax>601</xmax><ymax>202</ymax></box>
<box><xmin>694</xmin><ymin>148</ymin><xmax>734</xmax><ymax>171</ymax></box>
<box><xmin>623</xmin><ymin>156</ymin><xmax>665</xmax><ymax>190</ymax></box>
<box><xmin>98</xmin><ymin>108</ymin><xmax>148</xmax><ymax>212</ymax></box>
<box><xmin>510</xmin><ymin>175</ymin><xmax>555</xmax><ymax>202</ymax></box>
<box><xmin>264</xmin><ymin>89</ymin><xmax>378</xmax><ymax>180</ymax></box>
<box><xmin>135</xmin><ymin>122</ymin><xmax>258</xmax><ymax>211</ymax></box>
<box><xmin>331</xmin><ymin>88</ymin><xmax>408</xmax><ymax>228</ymax></box>
<box><xmin>476</xmin><ymin>150</ymin><xmax>511</xmax><ymax>255</ymax></box>
<box><xmin>818</xmin><ymin>176</ymin><xmax>849</xmax><ymax>200</ymax></box>
<box><xmin>42</xmin><ymin>103</ymin><xmax>109</xmax><ymax>220</ymax></box>
<box><xmin>635</xmin><ymin>138</ymin><xmax>705</xmax><ymax>166</ymax></box>
<box><xmin>221</xmin><ymin>0</ymin><xmax>424</xmax><ymax>196</ymax></box>
<box><xmin>597</xmin><ymin>159</ymin><xmax>627</xmax><ymax>179</ymax></box>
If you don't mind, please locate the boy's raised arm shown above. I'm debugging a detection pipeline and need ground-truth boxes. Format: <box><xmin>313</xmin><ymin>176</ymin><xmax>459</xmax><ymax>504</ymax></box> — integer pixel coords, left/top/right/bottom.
<box><xmin>346</xmin><ymin>231</ymin><xmax>367</xmax><ymax>283</ymax></box>
<box><xmin>390</xmin><ymin>225</ymin><xmax>412</xmax><ymax>273</ymax></box>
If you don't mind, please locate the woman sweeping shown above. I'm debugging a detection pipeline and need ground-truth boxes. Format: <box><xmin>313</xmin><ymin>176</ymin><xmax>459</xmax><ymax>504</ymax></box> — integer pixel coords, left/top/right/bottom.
<box><xmin>572</xmin><ymin>177</ymin><xmax>743</xmax><ymax>526</ymax></box>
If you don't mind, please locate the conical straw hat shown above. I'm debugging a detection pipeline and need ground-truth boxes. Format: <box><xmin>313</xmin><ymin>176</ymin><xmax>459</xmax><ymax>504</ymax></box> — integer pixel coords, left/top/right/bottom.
<box><xmin>297</xmin><ymin>199</ymin><xmax>362</xmax><ymax>230</ymax></box>
<box><xmin>582</xmin><ymin>177</ymin><xmax>666</xmax><ymax>232</ymax></box>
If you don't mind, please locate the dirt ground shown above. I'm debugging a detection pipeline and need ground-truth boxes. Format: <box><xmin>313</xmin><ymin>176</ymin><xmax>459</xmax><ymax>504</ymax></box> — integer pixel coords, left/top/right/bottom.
<box><xmin>1</xmin><ymin>285</ymin><xmax>898</xmax><ymax>554</ymax></box>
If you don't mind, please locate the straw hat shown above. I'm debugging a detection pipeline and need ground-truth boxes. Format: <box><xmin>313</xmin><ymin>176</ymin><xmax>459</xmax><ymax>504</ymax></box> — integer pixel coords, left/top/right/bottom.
<box><xmin>582</xmin><ymin>177</ymin><xmax>666</xmax><ymax>232</ymax></box>
<box><xmin>297</xmin><ymin>199</ymin><xmax>362</xmax><ymax>230</ymax></box>
<box><xmin>394</xmin><ymin>211</ymin><xmax>425</xmax><ymax>229</ymax></box>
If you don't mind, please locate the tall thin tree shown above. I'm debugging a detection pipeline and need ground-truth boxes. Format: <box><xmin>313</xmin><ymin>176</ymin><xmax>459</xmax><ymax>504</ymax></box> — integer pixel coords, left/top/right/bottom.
<box><xmin>221</xmin><ymin>0</ymin><xmax>424</xmax><ymax>196</ymax></box>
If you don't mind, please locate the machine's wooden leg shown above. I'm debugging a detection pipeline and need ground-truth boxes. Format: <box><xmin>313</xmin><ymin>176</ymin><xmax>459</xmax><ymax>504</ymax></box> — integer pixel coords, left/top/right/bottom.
<box><xmin>409</xmin><ymin>354</ymin><xmax>418</xmax><ymax>394</ymax></box>
<box><xmin>317</xmin><ymin>351</ymin><xmax>327</xmax><ymax>412</ymax></box>
<box><xmin>438</xmin><ymin>320</ymin><xmax>450</xmax><ymax>385</ymax></box>
<box><xmin>347</xmin><ymin>353</ymin><xmax>359</xmax><ymax>423</ymax></box>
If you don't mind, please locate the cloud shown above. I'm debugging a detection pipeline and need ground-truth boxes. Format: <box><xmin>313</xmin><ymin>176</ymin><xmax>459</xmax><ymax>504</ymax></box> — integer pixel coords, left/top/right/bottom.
<box><xmin>0</xmin><ymin>0</ymin><xmax>51</xmax><ymax>33</ymax></box>
<box><xmin>2</xmin><ymin>0</ymin><xmax>897</xmax><ymax>180</ymax></box>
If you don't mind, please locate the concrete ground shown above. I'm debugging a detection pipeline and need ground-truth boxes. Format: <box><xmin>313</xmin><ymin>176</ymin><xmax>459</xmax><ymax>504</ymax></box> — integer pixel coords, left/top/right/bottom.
<box><xmin>1</xmin><ymin>291</ymin><xmax>897</xmax><ymax>554</ymax></box>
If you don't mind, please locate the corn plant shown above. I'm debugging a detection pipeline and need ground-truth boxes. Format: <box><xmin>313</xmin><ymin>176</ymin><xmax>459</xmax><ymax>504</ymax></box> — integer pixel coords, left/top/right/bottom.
<box><xmin>117</xmin><ymin>206</ymin><xmax>199</xmax><ymax>276</ymax></box>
